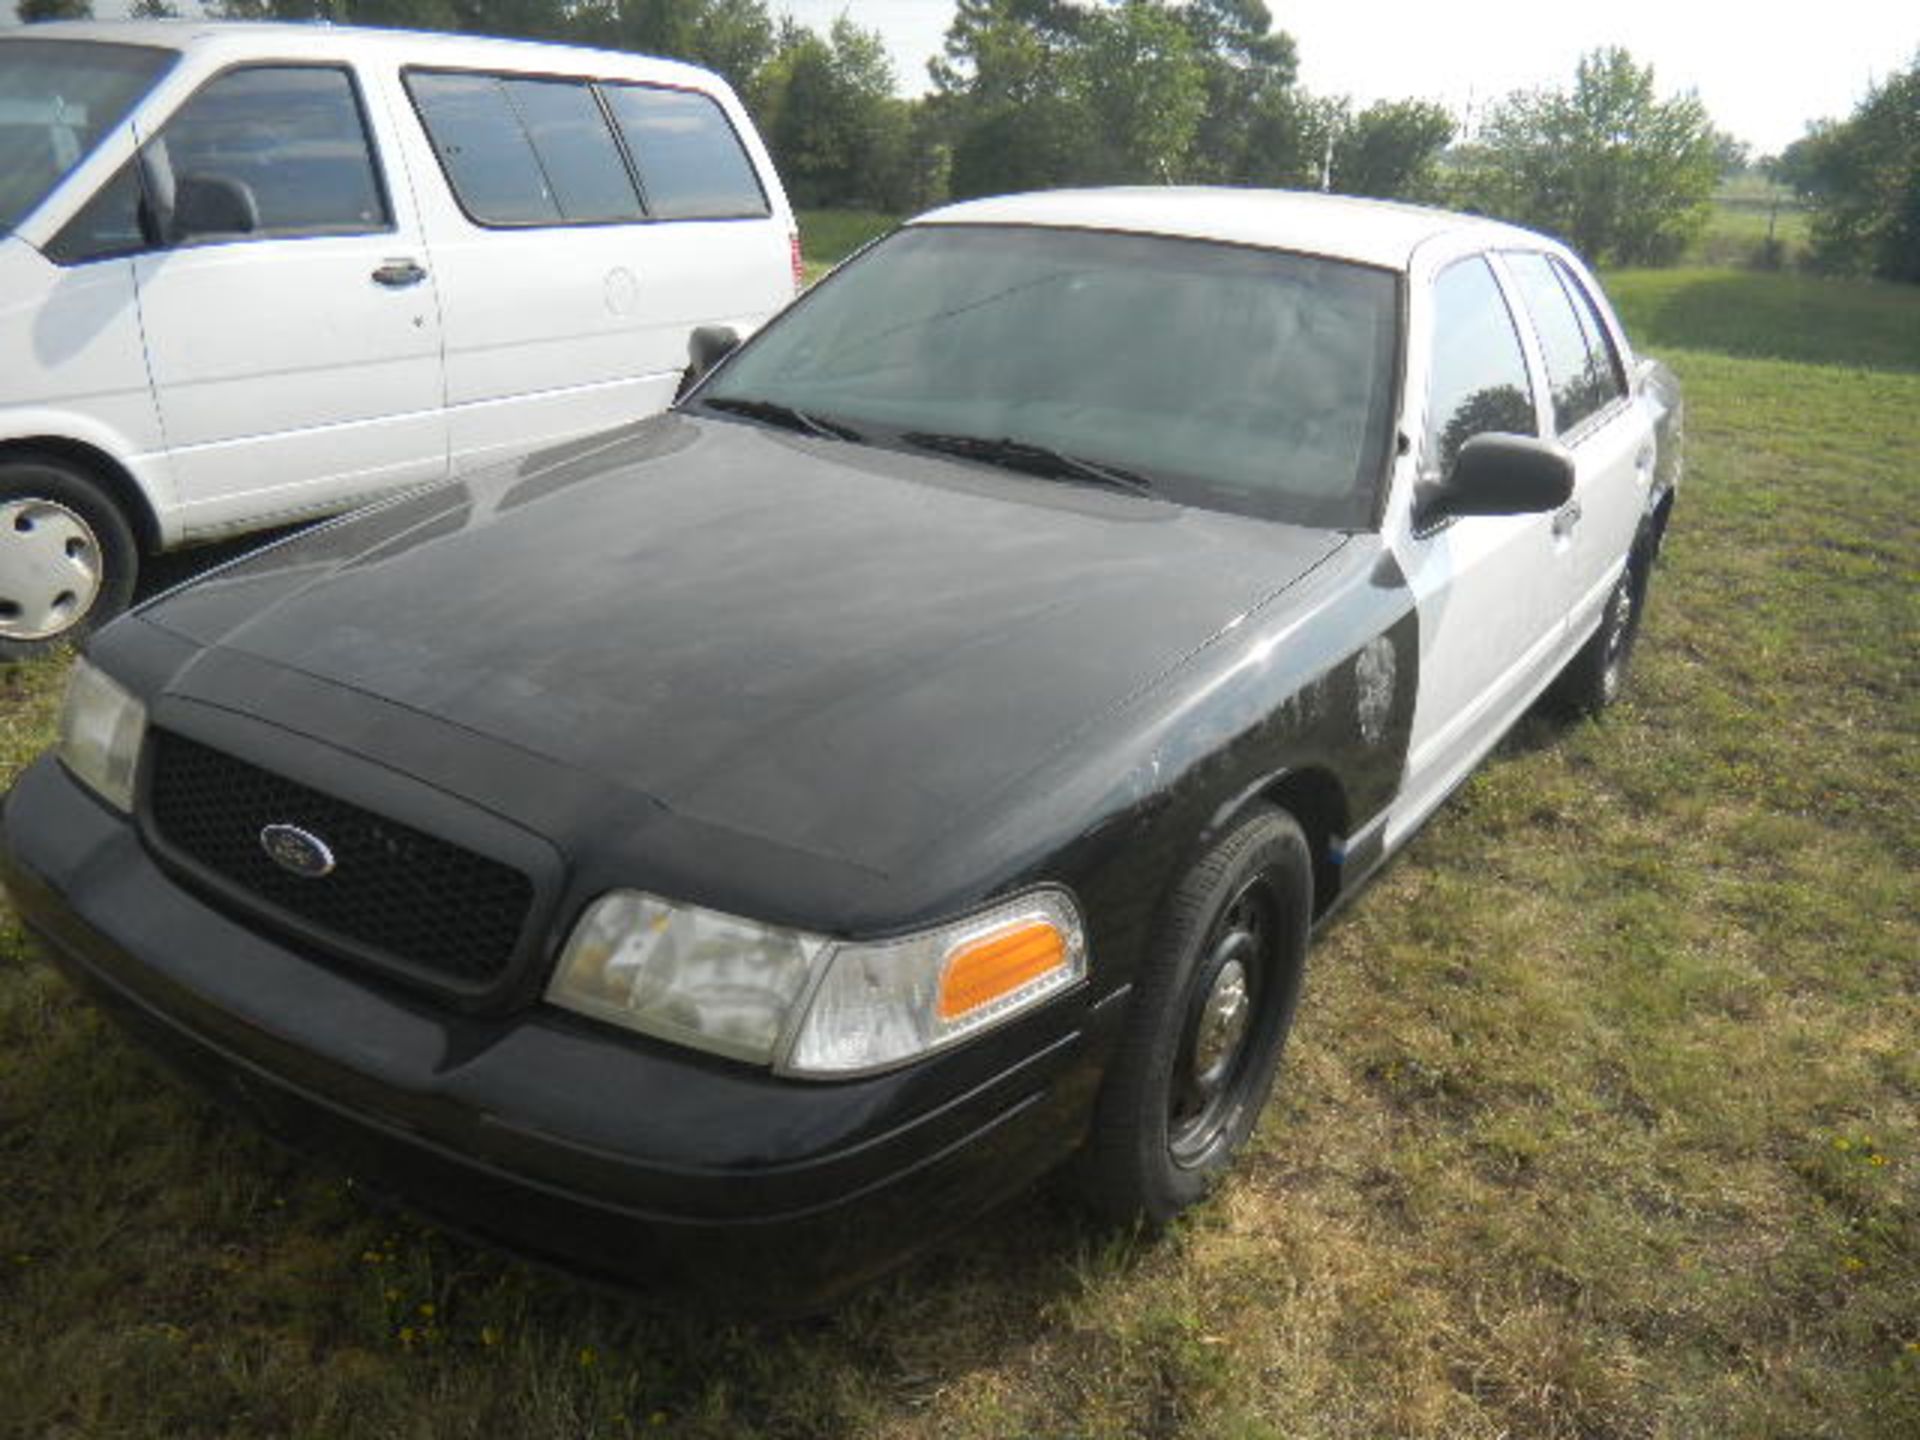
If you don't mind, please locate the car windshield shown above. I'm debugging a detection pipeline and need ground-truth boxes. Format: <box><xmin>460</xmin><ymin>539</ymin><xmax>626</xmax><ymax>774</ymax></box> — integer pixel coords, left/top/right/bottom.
<box><xmin>696</xmin><ymin>223</ymin><xmax>1400</xmax><ymax>529</ymax></box>
<box><xmin>0</xmin><ymin>39</ymin><xmax>176</xmax><ymax>235</ymax></box>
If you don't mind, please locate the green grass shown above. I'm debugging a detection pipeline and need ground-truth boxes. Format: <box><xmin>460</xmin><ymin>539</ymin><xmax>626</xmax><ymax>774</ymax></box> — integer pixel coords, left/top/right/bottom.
<box><xmin>1605</xmin><ymin>267</ymin><xmax>1920</xmax><ymax>374</ymax></box>
<box><xmin>1683</xmin><ymin>190</ymin><xmax>1811</xmax><ymax>270</ymax></box>
<box><xmin>3</xmin><ymin>270</ymin><xmax>1918</xmax><ymax>1438</ymax></box>
<box><xmin>797</xmin><ymin>209</ymin><xmax>899</xmax><ymax>281</ymax></box>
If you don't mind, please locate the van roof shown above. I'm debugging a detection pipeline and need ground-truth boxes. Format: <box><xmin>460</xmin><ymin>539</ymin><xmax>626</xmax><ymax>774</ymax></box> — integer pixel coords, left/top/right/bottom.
<box><xmin>5</xmin><ymin>19</ymin><xmax>723</xmax><ymax>91</ymax></box>
<box><xmin>915</xmin><ymin>187</ymin><xmax>1548</xmax><ymax>273</ymax></box>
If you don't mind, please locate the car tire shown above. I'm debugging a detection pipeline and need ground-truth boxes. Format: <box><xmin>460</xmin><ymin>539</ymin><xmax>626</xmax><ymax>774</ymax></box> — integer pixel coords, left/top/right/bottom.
<box><xmin>1551</xmin><ymin>543</ymin><xmax>1650</xmax><ymax>718</ymax></box>
<box><xmin>1080</xmin><ymin>805</ymin><xmax>1313</xmax><ymax>1226</ymax></box>
<box><xmin>0</xmin><ymin>456</ymin><xmax>138</xmax><ymax>662</ymax></box>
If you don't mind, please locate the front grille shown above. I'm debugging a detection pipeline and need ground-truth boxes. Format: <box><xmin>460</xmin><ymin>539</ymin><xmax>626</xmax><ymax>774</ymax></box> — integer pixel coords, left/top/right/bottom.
<box><xmin>144</xmin><ymin>729</ymin><xmax>535</xmax><ymax>988</ymax></box>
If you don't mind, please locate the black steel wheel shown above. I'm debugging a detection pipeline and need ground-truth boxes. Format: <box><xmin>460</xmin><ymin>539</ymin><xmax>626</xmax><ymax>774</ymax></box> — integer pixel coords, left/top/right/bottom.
<box><xmin>1080</xmin><ymin>806</ymin><xmax>1312</xmax><ymax>1225</ymax></box>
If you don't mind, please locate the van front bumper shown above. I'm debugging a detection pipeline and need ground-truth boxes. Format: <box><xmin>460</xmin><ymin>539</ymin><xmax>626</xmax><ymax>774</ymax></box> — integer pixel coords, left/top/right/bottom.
<box><xmin>0</xmin><ymin>755</ymin><xmax>1107</xmax><ymax>1311</ymax></box>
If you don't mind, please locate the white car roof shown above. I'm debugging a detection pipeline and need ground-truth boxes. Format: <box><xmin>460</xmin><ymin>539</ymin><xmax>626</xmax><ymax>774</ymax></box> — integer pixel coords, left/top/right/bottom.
<box><xmin>7</xmin><ymin>19</ymin><xmax>722</xmax><ymax>90</ymax></box>
<box><xmin>915</xmin><ymin>187</ymin><xmax>1547</xmax><ymax>272</ymax></box>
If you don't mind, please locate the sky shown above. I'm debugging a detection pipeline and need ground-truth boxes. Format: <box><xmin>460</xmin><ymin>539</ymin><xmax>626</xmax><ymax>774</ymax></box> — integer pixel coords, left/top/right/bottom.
<box><xmin>773</xmin><ymin>0</ymin><xmax>1918</xmax><ymax>156</ymax></box>
<box><xmin>16</xmin><ymin>1</ymin><xmax>1916</xmax><ymax>155</ymax></box>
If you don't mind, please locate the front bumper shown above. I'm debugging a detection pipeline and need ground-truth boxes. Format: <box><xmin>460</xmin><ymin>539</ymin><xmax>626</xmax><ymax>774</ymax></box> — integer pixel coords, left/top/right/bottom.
<box><xmin>1</xmin><ymin>755</ymin><xmax>1111</xmax><ymax>1310</ymax></box>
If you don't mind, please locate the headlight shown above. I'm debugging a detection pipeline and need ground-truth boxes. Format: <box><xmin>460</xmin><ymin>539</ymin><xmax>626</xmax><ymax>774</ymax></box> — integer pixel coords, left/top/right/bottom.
<box><xmin>57</xmin><ymin>659</ymin><xmax>146</xmax><ymax>812</ymax></box>
<box><xmin>546</xmin><ymin>887</ymin><xmax>1087</xmax><ymax>1076</ymax></box>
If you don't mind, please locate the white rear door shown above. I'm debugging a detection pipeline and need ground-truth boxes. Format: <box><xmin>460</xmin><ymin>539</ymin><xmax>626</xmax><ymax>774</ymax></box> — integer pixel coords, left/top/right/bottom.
<box><xmin>131</xmin><ymin>62</ymin><xmax>446</xmax><ymax>538</ymax></box>
<box><xmin>1502</xmin><ymin>251</ymin><xmax>1653</xmax><ymax>641</ymax></box>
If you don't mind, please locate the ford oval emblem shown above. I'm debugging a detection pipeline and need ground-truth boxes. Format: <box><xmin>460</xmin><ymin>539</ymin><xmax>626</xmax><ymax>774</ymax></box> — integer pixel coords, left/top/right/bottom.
<box><xmin>260</xmin><ymin>823</ymin><xmax>336</xmax><ymax>879</ymax></box>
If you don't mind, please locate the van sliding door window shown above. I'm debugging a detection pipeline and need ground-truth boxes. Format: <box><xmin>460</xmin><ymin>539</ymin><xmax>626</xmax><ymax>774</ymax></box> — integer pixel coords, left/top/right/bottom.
<box><xmin>601</xmin><ymin>84</ymin><xmax>769</xmax><ymax>220</ymax></box>
<box><xmin>407</xmin><ymin>71</ymin><xmax>642</xmax><ymax>226</ymax></box>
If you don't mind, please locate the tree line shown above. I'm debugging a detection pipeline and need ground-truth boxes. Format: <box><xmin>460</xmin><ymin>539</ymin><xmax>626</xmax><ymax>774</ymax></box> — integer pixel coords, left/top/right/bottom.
<box><xmin>14</xmin><ymin>0</ymin><xmax>1919</xmax><ymax>281</ymax></box>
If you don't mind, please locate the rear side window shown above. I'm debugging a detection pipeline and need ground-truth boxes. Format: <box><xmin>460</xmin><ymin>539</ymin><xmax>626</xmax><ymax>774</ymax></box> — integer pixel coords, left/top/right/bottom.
<box><xmin>1555</xmin><ymin>260</ymin><xmax>1627</xmax><ymax>410</ymax></box>
<box><xmin>155</xmin><ymin>66</ymin><xmax>389</xmax><ymax>239</ymax></box>
<box><xmin>408</xmin><ymin>71</ymin><xmax>567</xmax><ymax>225</ymax></box>
<box><xmin>408</xmin><ymin>72</ymin><xmax>643</xmax><ymax>225</ymax></box>
<box><xmin>1505</xmin><ymin>251</ymin><xmax>1621</xmax><ymax>435</ymax></box>
<box><xmin>602</xmin><ymin>84</ymin><xmax>768</xmax><ymax>220</ymax></box>
<box><xmin>497</xmin><ymin>78</ymin><xmax>641</xmax><ymax>222</ymax></box>
<box><xmin>1426</xmin><ymin>256</ymin><xmax>1537</xmax><ymax>474</ymax></box>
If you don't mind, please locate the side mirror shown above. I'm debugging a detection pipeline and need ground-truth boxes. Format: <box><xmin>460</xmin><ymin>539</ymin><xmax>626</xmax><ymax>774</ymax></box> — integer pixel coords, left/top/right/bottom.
<box><xmin>172</xmin><ymin>174</ymin><xmax>259</xmax><ymax>241</ymax></box>
<box><xmin>677</xmin><ymin>325</ymin><xmax>741</xmax><ymax>400</ymax></box>
<box><xmin>1419</xmin><ymin>433</ymin><xmax>1574</xmax><ymax>524</ymax></box>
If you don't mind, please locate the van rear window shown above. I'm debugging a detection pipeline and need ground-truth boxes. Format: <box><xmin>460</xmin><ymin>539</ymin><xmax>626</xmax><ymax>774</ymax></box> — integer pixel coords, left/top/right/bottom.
<box><xmin>601</xmin><ymin>84</ymin><xmax>769</xmax><ymax>221</ymax></box>
<box><xmin>406</xmin><ymin>68</ymin><xmax>767</xmax><ymax>228</ymax></box>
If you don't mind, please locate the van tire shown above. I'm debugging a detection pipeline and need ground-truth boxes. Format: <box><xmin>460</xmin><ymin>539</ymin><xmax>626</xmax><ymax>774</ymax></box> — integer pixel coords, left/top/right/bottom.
<box><xmin>0</xmin><ymin>456</ymin><xmax>139</xmax><ymax>662</ymax></box>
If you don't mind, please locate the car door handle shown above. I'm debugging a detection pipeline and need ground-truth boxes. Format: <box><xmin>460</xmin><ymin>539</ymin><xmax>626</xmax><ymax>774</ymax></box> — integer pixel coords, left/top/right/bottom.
<box><xmin>1552</xmin><ymin>500</ymin><xmax>1582</xmax><ymax>538</ymax></box>
<box><xmin>371</xmin><ymin>259</ymin><xmax>428</xmax><ymax>289</ymax></box>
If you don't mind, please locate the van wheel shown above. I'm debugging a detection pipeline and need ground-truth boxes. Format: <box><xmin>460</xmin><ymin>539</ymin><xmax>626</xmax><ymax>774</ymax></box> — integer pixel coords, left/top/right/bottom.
<box><xmin>0</xmin><ymin>457</ymin><xmax>138</xmax><ymax>661</ymax></box>
<box><xmin>1080</xmin><ymin>806</ymin><xmax>1312</xmax><ymax>1226</ymax></box>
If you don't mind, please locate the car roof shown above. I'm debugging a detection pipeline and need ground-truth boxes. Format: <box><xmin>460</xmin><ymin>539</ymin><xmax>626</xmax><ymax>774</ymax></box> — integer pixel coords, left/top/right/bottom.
<box><xmin>5</xmin><ymin>18</ymin><xmax>721</xmax><ymax>90</ymax></box>
<box><xmin>914</xmin><ymin>187</ymin><xmax>1547</xmax><ymax>272</ymax></box>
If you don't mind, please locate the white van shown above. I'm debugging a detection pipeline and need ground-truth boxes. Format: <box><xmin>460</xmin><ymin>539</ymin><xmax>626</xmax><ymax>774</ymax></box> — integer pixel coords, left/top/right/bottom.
<box><xmin>0</xmin><ymin>20</ymin><xmax>799</xmax><ymax>657</ymax></box>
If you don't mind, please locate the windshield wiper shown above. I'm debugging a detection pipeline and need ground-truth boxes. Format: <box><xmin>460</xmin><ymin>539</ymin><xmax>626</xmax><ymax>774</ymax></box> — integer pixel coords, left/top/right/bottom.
<box><xmin>900</xmin><ymin>432</ymin><xmax>1156</xmax><ymax>496</ymax></box>
<box><xmin>699</xmin><ymin>396</ymin><xmax>863</xmax><ymax>442</ymax></box>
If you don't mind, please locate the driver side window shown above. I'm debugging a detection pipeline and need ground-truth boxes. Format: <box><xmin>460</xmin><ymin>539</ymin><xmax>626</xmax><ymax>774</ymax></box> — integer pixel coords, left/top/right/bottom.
<box><xmin>47</xmin><ymin>64</ymin><xmax>389</xmax><ymax>265</ymax></box>
<box><xmin>1426</xmin><ymin>256</ymin><xmax>1537</xmax><ymax>476</ymax></box>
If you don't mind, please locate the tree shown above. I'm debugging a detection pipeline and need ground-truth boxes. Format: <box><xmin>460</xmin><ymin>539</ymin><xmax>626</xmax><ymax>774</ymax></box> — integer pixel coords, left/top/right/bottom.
<box><xmin>1782</xmin><ymin>56</ymin><xmax>1920</xmax><ymax>283</ymax></box>
<box><xmin>757</xmin><ymin>17</ymin><xmax>901</xmax><ymax>209</ymax></box>
<box><xmin>933</xmin><ymin>0</ymin><xmax>1293</xmax><ymax>197</ymax></box>
<box><xmin>932</xmin><ymin>0</ymin><xmax>1093</xmax><ymax>198</ymax></box>
<box><xmin>1456</xmin><ymin>47</ymin><xmax>1720</xmax><ymax>264</ymax></box>
<box><xmin>1076</xmin><ymin>0</ymin><xmax>1205</xmax><ymax>183</ymax></box>
<box><xmin>1177</xmin><ymin>0</ymin><xmax>1297</xmax><ymax>182</ymax></box>
<box><xmin>15</xmin><ymin>0</ymin><xmax>93</xmax><ymax>20</ymax></box>
<box><xmin>1332</xmin><ymin>98</ymin><xmax>1455</xmax><ymax>202</ymax></box>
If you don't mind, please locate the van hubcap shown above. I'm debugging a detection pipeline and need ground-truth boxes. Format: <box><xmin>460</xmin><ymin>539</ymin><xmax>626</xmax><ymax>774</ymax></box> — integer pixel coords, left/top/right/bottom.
<box><xmin>0</xmin><ymin>499</ymin><xmax>103</xmax><ymax>642</ymax></box>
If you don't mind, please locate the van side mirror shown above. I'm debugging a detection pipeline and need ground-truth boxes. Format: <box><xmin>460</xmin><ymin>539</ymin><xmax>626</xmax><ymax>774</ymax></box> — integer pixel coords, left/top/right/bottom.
<box><xmin>1418</xmin><ymin>433</ymin><xmax>1574</xmax><ymax>524</ymax></box>
<box><xmin>678</xmin><ymin>325</ymin><xmax>741</xmax><ymax>400</ymax></box>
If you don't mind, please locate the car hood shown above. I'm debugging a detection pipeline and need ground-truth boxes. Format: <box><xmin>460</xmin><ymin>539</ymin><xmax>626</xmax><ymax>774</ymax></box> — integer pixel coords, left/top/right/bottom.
<box><xmin>142</xmin><ymin>415</ymin><xmax>1347</xmax><ymax>873</ymax></box>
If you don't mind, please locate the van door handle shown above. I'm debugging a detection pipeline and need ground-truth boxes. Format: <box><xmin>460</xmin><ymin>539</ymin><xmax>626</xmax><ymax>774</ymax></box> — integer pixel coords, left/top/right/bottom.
<box><xmin>372</xmin><ymin>259</ymin><xmax>428</xmax><ymax>289</ymax></box>
<box><xmin>1552</xmin><ymin>500</ymin><xmax>1582</xmax><ymax>538</ymax></box>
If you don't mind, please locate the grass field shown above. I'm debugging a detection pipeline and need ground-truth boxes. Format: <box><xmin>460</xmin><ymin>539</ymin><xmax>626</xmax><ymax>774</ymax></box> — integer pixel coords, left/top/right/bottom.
<box><xmin>1683</xmin><ymin>187</ymin><xmax>1811</xmax><ymax>270</ymax></box>
<box><xmin>1</xmin><ymin>266</ymin><xmax>1915</xmax><ymax>1438</ymax></box>
<box><xmin>796</xmin><ymin>209</ymin><xmax>898</xmax><ymax>281</ymax></box>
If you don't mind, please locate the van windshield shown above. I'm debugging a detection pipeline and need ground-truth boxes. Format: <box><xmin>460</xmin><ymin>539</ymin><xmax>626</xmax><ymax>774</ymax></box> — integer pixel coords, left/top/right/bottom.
<box><xmin>0</xmin><ymin>39</ymin><xmax>175</xmax><ymax>235</ymax></box>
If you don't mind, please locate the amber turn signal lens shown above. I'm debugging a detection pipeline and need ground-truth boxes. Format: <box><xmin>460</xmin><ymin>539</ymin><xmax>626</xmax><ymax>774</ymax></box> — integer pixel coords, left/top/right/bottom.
<box><xmin>937</xmin><ymin>920</ymin><xmax>1068</xmax><ymax>1020</ymax></box>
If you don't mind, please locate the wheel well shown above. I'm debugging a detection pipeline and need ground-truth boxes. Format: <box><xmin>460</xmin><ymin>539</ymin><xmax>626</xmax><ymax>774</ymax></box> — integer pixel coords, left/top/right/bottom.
<box><xmin>1260</xmin><ymin>768</ymin><xmax>1348</xmax><ymax>918</ymax></box>
<box><xmin>0</xmin><ymin>437</ymin><xmax>161</xmax><ymax>554</ymax></box>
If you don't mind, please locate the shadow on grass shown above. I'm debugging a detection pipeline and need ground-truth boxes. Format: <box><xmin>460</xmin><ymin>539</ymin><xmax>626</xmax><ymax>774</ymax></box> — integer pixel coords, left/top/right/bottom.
<box><xmin>1609</xmin><ymin>269</ymin><xmax>1920</xmax><ymax>374</ymax></box>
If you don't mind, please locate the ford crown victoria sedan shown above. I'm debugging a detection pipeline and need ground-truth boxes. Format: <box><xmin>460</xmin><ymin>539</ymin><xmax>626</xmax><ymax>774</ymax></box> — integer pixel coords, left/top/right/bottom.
<box><xmin>1</xmin><ymin>188</ymin><xmax>1680</xmax><ymax>1308</ymax></box>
